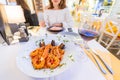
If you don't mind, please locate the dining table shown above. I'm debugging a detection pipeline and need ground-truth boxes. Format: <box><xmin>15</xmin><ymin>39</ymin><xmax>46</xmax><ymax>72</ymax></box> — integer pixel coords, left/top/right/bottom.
<box><xmin>0</xmin><ymin>26</ymin><xmax>120</xmax><ymax>80</ymax></box>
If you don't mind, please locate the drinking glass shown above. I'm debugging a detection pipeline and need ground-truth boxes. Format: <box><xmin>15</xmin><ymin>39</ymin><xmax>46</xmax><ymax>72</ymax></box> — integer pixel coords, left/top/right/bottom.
<box><xmin>78</xmin><ymin>19</ymin><xmax>99</xmax><ymax>49</ymax></box>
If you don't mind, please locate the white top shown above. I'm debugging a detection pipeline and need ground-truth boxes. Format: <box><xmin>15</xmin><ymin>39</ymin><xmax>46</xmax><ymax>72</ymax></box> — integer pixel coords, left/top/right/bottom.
<box><xmin>44</xmin><ymin>8</ymin><xmax>74</xmax><ymax>28</ymax></box>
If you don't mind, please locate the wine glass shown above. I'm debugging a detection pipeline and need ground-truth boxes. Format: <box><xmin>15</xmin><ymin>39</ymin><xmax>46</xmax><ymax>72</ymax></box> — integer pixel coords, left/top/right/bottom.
<box><xmin>78</xmin><ymin>19</ymin><xmax>99</xmax><ymax>49</ymax></box>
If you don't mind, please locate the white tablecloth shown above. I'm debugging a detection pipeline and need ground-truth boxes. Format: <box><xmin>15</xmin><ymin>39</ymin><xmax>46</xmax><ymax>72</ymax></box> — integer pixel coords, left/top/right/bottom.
<box><xmin>0</xmin><ymin>27</ymin><xmax>107</xmax><ymax>80</ymax></box>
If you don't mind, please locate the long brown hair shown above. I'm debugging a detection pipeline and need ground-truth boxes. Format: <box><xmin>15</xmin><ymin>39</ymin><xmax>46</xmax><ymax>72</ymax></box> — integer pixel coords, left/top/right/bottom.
<box><xmin>48</xmin><ymin>0</ymin><xmax>66</xmax><ymax>9</ymax></box>
<box><xmin>16</xmin><ymin>0</ymin><xmax>30</xmax><ymax>10</ymax></box>
<box><xmin>0</xmin><ymin>4</ymin><xmax>8</xmax><ymax>24</ymax></box>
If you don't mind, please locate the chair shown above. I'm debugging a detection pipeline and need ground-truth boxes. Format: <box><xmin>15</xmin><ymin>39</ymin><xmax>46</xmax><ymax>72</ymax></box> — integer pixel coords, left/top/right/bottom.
<box><xmin>98</xmin><ymin>17</ymin><xmax>120</xmax><ymax>55</ymax></box>
<box><xmin>91</xmin><ymin>17</ymin><xmax>103</xmax><ymax>33</ymax></box>
<box><xmin>83</xmin><ymin>16</ymin><xmax>104</xmax><ymax>34</ymax></box>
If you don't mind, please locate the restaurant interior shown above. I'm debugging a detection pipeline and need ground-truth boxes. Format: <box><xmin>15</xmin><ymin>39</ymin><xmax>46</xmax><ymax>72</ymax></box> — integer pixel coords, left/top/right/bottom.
<box><xmin>0</xmin><ymin>0</ymin><xmax>120</xmax><ymax>80</ymax></box>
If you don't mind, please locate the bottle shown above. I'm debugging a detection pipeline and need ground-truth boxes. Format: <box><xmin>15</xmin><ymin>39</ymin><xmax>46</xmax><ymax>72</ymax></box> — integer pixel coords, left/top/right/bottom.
<box><xmin>19</xmin><ymin>27</ymin><xmax>27</xmax><ymax>38</ymax></box>
<box><xmin>18</xmin><ymin>27</ymin><xmax>29</xmax><ymax>42</ymax></box>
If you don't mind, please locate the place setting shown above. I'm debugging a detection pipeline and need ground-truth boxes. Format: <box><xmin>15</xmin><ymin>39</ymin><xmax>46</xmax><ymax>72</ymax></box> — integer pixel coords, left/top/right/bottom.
<box><xmin>56</xmin><ymin>20</ymin><xmax>114</xmax><ymax>79</ymax></box>
<box><xmin>15</xmin><ymin>19</ymin><xmax>115</xmax><ymax>80</ymax></box>
<box><xmin>16</xmin><ymin>19</ymin><xmax>100</xmax><ymax>79</ymax></box>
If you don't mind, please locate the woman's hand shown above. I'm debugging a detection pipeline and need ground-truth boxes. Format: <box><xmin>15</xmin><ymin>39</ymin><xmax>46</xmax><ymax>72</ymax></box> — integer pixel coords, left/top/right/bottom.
<box><xmin>52</xmin><ymin>23</ymin><xmax>63</xmax><ymax>27</ymax></box>
<box><xmin>39</xmin><ymin>21</ymin><xmax>45</xmax><ymax>27</ymax></box>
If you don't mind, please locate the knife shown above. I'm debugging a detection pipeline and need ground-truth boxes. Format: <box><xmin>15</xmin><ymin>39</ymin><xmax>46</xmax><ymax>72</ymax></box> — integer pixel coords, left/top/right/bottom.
<box><xmin>92</xmin><ymin>49</ymin><xmax>114</xmax><ymax>74</ymax></box>
<box><xmin>90</xmin><ymin>52</ymin><xmax>107</xmax><ymax>74</ymax></box>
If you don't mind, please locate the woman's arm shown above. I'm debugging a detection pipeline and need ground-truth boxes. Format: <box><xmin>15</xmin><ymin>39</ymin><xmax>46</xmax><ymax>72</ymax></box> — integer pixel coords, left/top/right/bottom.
<box><xmin>44</xmin><ymin>10</ymin><xmax>49</xmax><ymax>27</ymax></box>
<box><xmin>62</xmin><ymin>8</ymin><xmax>74</xmax><ymax>28</ymax></box>
<box><xmin>43</xmin><ymin>6</ymin><xmax>50</xmax><ymax>27</ymax></box>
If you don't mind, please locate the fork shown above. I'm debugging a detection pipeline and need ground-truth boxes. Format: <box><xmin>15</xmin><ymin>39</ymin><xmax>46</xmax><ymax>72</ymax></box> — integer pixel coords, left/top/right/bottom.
<box><xmin>74</xmin><ymin>42</ymin><xmax>107</xmax><ymax>74</ymax></box>
<box><xmin>91</xmin><ymin>49</ymin><xmax>114</xmax><ymax>74</ymax></box>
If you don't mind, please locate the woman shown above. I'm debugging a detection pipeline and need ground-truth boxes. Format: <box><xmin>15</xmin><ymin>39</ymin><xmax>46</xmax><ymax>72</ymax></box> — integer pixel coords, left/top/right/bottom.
<box><xmin>44</xmin><ymin>0</ymin><xmax>74</xmax><ymax>29</ymax></box>
<box><xmin>16</xmin><ymin>0</ymin><xmax>38</xmax><ymax>26</ymax></box>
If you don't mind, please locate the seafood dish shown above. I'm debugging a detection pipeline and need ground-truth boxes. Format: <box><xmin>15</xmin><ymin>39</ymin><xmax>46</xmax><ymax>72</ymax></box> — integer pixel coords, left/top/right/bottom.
<box><xmin>30</xmin><ymin>40</ymin><xmax>65</xmax><ymax>69</ymax></box>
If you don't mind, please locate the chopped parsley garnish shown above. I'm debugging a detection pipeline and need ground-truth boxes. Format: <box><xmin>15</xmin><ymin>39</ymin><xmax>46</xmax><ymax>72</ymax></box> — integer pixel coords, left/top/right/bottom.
<box><xmin>57</xmin><ymin>36</ymin><xmax>61</xmax><ymax>41</ymax></box>
<box><xmin>68</xmin><ymin>55</ymin><xmax>75</xmax><ymax>62</ymax></box>
<box><xmin>41</xmin><ymin>39</ymin><xmax>44</xmax><ymax>42</ymax></box>
<box><xmin>50</xmin><ymin>70</ymin><xmax>54</xmax><ymax>73</ymax></box>
<box><xmin>59</xmin><ymin>63</ymin><xmax>66</xmax><ymax>68</ymax></box>
<box><xmin>63</xmin><ymin>39</ymin><xmax>69</xmax><ymax>43</ymax></box>
<box><xmin>71</xmin><ymin>58</ymin><xmax>75</xmax><ymax>62</ymax></box>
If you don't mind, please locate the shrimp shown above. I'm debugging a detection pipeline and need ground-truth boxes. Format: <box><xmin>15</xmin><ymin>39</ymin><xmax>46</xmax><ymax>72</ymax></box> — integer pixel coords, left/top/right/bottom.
<box><xmin>32</xmin><ymin>56</ymin><xmax>45</xmax><ymax>69</ymax></box>
<box><xmin>53</xmin><ymin>47</ymin><xmax>61</xmax><ymax>59</ymax></box>
<box><xmin>42</xmin><ymin>44</ymin><xmax>52</xmax><ymax>58</ymax></box>
<box><xmin>30</xmin><ymin>48</ymin><xmax>39</xmax><ymax>58</ymax></box>
<box><xmin>52</xmin><ymin>46</ymin><xmax>64</xmax><ymax>60</ymax></box>
<box><xmin>46</xmin><ymin>54</ymin><xmax>60</xmax><ymax>69</ymax></box>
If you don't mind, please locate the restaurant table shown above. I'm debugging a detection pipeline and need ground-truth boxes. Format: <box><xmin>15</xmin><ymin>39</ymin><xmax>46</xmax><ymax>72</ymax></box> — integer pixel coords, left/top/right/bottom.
<box><xmin>0</xmin><ymin>27</ymin><xmax>120</xmax><ymax>80</ymax></box>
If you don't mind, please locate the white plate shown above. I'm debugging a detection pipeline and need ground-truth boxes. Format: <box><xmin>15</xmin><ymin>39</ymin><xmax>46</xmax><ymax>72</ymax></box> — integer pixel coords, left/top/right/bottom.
<box><xmin>16</xmin><ymin>35</ymin><xmax>78</xmax><ymax>78</ymax></box>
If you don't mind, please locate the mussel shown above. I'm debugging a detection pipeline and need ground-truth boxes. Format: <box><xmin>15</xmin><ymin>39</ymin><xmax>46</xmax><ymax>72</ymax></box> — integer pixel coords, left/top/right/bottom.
<box><xmin>59</xmin><ymin>43</ymin><xmax>65</xmax><ymax>49</ymax></box>
<box><xmin>39</xmin><ymin>41</ymin><xmax>45</xmax><ymax>47</ymax></box>
<box><xmin>51</xmin><ymin>40</ymin><xmax>55</xmax><ymax>46</ymax></box>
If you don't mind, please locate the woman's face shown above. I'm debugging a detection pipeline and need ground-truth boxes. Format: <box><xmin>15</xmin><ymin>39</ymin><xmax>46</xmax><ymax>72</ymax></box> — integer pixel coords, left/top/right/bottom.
<box><xmin>51</xmin><ymin>0</ymin><xmax>61</xmax><ymax>5</ymax></box>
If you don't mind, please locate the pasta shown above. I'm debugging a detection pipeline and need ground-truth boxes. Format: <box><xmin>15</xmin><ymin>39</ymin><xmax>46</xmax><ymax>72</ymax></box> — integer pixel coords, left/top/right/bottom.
<box><xmin>30</xmin><ymin>40</ymin><xmax>65</xmax><ymax>69</ymax></box>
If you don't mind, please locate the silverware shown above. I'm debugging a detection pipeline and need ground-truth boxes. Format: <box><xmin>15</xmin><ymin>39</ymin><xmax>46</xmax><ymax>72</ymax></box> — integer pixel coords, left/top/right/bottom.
<box><xmin>91</xmin><ymin>49</ymin><xmax>114</xmax><ymax>74</ymax></box>
<box><xmin>90</xmin><ymin>52</ymin><xmax>107</xmax><ymax>74</ymax></box>
<box><xmin>73</xmin><ymin>42</ymin><xmax>106</xmax><ymax>74</ymax></box>
<box><xmin>66</xmin><ymin>28</ymin><xmax>107</xmax><ymax>74</ymax></box>
<box><xmin>74</xmin><ymin>42</ymin><xmax>106</xmax><ymax>74</ymax></box>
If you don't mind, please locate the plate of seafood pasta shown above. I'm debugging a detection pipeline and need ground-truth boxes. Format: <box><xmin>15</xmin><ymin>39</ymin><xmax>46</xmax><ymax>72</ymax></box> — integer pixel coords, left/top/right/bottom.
<box><xmin>16</xmin><ymin>35</ymin><xmax>77</xmax><ymax>78</ymax></box>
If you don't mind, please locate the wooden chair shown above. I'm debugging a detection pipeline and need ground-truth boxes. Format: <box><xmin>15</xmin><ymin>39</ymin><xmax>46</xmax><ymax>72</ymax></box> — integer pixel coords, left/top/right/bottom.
<box><xmin>84</xmin><ymin>16</ymin><xmax>104</xmax><ymax>34</ymax></box>
<box><xmin>98</xmin><ymin>17</ymin><xmax>120</xmax><ymax>55</ymax></box>
<box><xmin>91</xmin><ymin>17</ymin><xmax>103</xmax><ymax>32</ymax></box>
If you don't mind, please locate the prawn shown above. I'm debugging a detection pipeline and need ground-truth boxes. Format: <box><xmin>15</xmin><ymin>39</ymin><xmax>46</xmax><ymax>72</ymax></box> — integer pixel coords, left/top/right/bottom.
<box><xmin>46</xmin><ymin>54</ymin><xmax>60</xmax><ymax>69</ymax></box>
<box><xmin>42</xmin><ymin>44</ymin><xmax>52</xmax><ymax>58</ymax></box>
<box><xmin>30</xmin><ymin>48</ymin><xmax>39</xmax><ymax>58</ymax></box>
<box><xmin>32</xmin><ymin>56</ymin><xmax>45</xmax><ymax>69</ymax></box>
<box><xmin>52</xmin><ymin>46</ymin><xmax>64</xmax><ymax>60</ymax></box>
